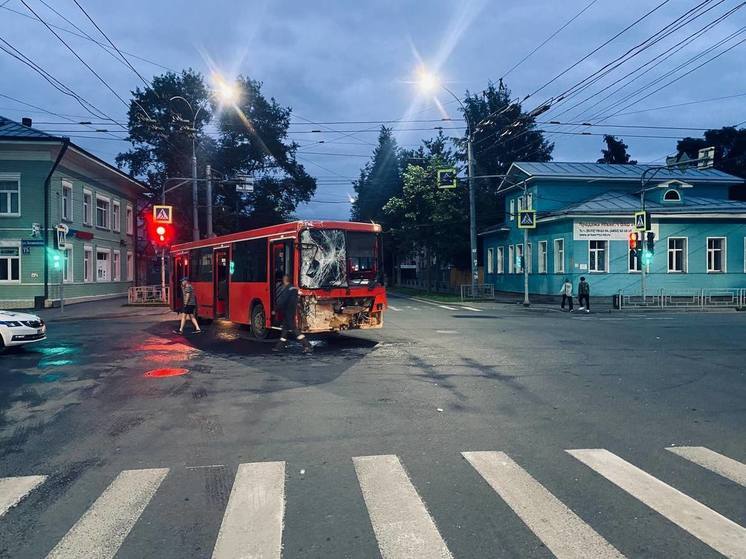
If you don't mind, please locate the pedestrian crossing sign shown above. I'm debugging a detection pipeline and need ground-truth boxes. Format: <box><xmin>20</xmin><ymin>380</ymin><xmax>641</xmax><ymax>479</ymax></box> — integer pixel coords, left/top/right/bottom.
<box><xmin>153</xmin><ymin>205</ymin><xmax>173</xmax><ymax>224</ymax></box>
<box><xmin>634</xmin><ymin>210</ymin><xmax>649</xmax><ymax>231</ymax></box>
<box><xmin>518</xmin><ymin>210</ymin><xmax>536</xmax><ymax>229</ymax></box>
<box><xmin>437</xmin><ymin>168</ymin><xmax>457</xmax><ymax>189</ymax></box>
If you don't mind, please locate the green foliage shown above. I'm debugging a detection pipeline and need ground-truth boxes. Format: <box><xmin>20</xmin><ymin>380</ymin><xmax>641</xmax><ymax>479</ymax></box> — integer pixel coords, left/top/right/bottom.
<box><xmin>677</xmin><ymin>126</ymin><xmax>746</xmax><ymax>199</ymax></box>
<box><xmin>597</xmin><ymin>135</ymin><xmax>637</xmax><ymax>164</ymax></box>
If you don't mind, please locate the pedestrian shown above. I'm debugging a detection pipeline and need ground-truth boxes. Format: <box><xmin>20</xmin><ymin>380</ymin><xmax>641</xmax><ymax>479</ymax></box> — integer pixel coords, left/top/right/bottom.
<box><xmin>578</xmin><ymin>276</ymin><xmax>591</xmax><ymax>313</ymax></box>
<box><xmin>273</xmin><ymin>274</ymin><xmax>312</xmax><ymax>353</ymax></box>
<box><xmin>560</xmin><ymin>278</ymin><xmax>574</xmax><ymax>311</ymax></box>
<box><xmin>175</xmin><ymin>277</ymin><xmax>202</xmax><ymax>335</ymax></box>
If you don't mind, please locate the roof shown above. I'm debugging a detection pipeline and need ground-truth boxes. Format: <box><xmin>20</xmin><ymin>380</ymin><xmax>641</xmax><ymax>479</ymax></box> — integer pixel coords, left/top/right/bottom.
<box><xmin>478</xmin><ymin>224</ymin><xmax>509</xmax><ymax>236</ymax></box>
<box><xmin>502</xmin><ymin>161</ymin><xmax>743</xmax><ymax>186</ymax></box>
<box><xmin>549</xmin><ymin>190</ymin><xmax>746</xmax><ymax>216</ymax></box>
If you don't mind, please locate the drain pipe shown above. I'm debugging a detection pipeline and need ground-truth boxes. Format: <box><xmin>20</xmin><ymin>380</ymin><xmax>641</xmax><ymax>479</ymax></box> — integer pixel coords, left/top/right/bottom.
<box><xmin>43</xmin><ymin>139</ymin><xmax>70</xmax><ymax>305</ymax></box>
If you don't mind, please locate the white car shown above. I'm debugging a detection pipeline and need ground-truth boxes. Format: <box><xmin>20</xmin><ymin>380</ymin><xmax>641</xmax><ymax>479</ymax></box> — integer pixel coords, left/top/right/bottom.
<box><xmin>0</xmin><ymin>310</ymin><xmax>47</xmax><ymax>350</ymax></box>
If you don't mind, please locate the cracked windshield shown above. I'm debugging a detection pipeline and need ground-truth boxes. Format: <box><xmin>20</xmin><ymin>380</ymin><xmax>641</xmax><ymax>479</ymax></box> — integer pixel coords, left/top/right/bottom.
<box><xmin>1</xmin><ymin>0</ymin><xmax>745</xmax><ymax>558</ymax></box>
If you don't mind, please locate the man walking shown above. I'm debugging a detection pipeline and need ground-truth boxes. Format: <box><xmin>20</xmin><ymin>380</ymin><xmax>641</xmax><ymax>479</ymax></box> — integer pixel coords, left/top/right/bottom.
<box><xmin>578</xmin><ymin>276</ymin><xmax>591</xmax><ymax>313</ymax></box>
<box><xmin>175</xmin><ymin>278</ymin><xmax>202</xmax><ymax>335</ymax></box>
<box><xmin>560</xmin><ymin>278</ymin><xmax>574</xmax><ymax>312</ymax></box>
<box><xmin>273</xmin><ymin>274</ymin><xmax>312</xmax><ymax>353</ymax></box>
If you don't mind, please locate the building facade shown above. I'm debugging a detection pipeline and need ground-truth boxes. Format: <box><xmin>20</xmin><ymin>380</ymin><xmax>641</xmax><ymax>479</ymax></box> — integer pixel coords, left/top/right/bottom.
<box><xmin>0</xmin><ymin>116</ymin><xmax>145</xmax><ymax>309</ymax></box>
<box><xmin>481</xmin><ymin>162</ymin><xmax>746</xmax><ymax>297</ymax></box>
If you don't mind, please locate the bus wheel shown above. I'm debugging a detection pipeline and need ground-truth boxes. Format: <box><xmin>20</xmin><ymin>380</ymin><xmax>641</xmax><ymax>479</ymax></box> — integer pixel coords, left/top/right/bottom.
<box><xmin>250</xmin><ymin>304</ymin><xmax>269</xmax><ymax>339</ymax></box>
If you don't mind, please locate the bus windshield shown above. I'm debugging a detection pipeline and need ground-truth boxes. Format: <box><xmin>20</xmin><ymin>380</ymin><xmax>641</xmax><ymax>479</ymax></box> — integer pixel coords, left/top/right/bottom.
<box><xmin>300</xmin><ymin>229</ymin><xmax>378</xmax><ymax>288</ymax></box>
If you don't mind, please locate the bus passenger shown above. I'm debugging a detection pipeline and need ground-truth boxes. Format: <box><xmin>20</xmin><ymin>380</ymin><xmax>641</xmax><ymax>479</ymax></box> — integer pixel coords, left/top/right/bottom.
<box><xmin>175</xmin><ymin>278</ymin><xmax>202</xmax><ymax>335</ymax></box>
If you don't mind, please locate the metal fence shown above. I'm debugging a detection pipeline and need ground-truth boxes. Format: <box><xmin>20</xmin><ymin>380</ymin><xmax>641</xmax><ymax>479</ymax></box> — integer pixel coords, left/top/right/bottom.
<box><xmin>618</xmin><ymin>288</ymin><xmax>746</xmax><ymax>310</ymax></box>
<box><xmin>128</xmin><ymin>285</ymin><xmax>170</xmax><ymax>305</ymax></box>
<box><xmin>460</xmin><ymin>284</ymin><xmax>495</xmax><ymax>301</ymax></box>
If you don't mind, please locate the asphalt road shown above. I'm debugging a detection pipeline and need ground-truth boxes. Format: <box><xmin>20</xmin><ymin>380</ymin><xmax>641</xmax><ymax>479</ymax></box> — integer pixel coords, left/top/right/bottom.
<box><xmin>0</xmin><ymin>297</ymin><xmax>744</xmax><ymax>558</ymax></box>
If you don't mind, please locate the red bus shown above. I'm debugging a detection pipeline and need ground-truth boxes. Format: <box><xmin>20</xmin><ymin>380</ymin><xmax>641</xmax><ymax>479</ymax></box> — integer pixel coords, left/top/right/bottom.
<box><xmin>170</xmin><ymin>220</ymin><xmax>387</xmax><ymax>337</ymax></box>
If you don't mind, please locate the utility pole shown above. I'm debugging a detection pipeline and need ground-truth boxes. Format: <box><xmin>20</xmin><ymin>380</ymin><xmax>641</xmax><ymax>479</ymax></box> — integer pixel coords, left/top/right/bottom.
<box><xmin>206</xmin><ymin>164</ymin><xmax>213</xmax><ymax>238</ymax></box>
<box><xmin>523</xmin><ymin>217</ymin><xmax>530</xmax><ymax>307</ymax></box>
<box><xmin>191</xmin><ymin>138</ymin><xmax>199</xmax><ymax>241</ymax></box>
<box><xmin>467</xmin><ymin>135</ymin><xmax>478</xmax><ymax>295</ymax></box>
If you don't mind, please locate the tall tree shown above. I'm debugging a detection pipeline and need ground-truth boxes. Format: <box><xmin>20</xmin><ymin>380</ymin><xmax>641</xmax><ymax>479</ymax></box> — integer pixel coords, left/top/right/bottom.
<box><xmin>351</xmin><ymin>126</ymin><xmax>402</xmax><ymax>228</ymax></box>
<box><xmin>462</xmin><ymin>79</ymin><xmax>553</xmax><ymax>228</ymax></box>
<box><xmin>597</xmin><ymin>135</ymin><xmax>637</xmax><ymax>164</ymax></box>
<box><xmin>214</xmin><ymin>76</ymin><xmax>316</xmax><ymax>232</ymax></box>
<box><xmin>676</xmin><ymin>126</ymin><xmax>746</xmax><ymax>199</ymax></box>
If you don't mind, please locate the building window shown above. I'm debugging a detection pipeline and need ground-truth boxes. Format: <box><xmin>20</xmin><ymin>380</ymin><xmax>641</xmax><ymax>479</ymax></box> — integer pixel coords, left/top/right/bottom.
<box><xmin>0</xmin><ymin>245</ymin><xmax>20</xmax><ymax>282</ymax></box>
<box><xmin>487</xmin><ymin>247</ymin><xmax>495</xmax><ymax>274</ymax></box>
<box><xmin>589</xmin><ymin>240</ymin><xmax>607</xmax><ymax>272</ymax></box>
<box><xmin>126</xmin><ymin>204</ymin><xmax>133</xmax><ymax>235</ymax></box>
<box><xmin>112</xmin><ymin>200</ymin><xmax>121</xmax><ymax>232</ymax></box>
<box><xmin>497</xmin><ymin>246</ymin><xmax>504</xmax><ymax>274</ymax></box>
<box><xmin>516</xmin><ymin>243</ymin><xmax>524</xmax><ymax>273</ymax></box>
<box><xmin>96</xmin><ymin>196</ymin><xmax>110</xmax><ymax>229</ymax></box>
<box><xmin>668</xmin><ymin>238</ymin><xmax>687</xmax><ymax>273</ymax></box>
<box><xmin>0</xmin><ymin>175</ymin><xmax>20</xmax><ymax>216</ymax></box>
<box><xmin>553</xmin><ymin>239</ymin><xmax>564</xmax><ymax>273</ymax></box>
<box><xmin>629</xmin><ymin>248</ymin><xmax>641</xmax><ymax>272</ymax></box>
<box><xmin>62</xmin><ymin>181</ymin><xmax>73</xmax><ymax>221</ymax></box>
<box><xmin>538</xmin><ymin>241</ymin><xmax>547</xmax><ymax>273</ymax></box>
<box><xmin>526</xmin><ymin>192</ymin><xmax>533</xmax><ymax>210</ymax></box>
<box><xmin>83</xmin><ymin>190</ymin><xmax>92</xmax><ymax>225</ymax></box>
<box><xmin>509</xmin><ymin>199</ymin><xmax>515</xmax><ymax>221</ymax></box>
<box><xmin>707</xmin><ymin>237</ymin><xmax>726</xmax><ymax>273</ymax></box>
<box><xmin>84</xmin><ymin>246</ymin><xmax>93</xmax><ymax>282</ymax></box>
<box><xmin>127</xmin><ymin>251</ymin><xmax>134</xmax><ymax>281</ymax></box>
<box><xmin>744</xmin><ymin>237</ymin><xmax>746</xmax><ymax>273</ymax></box>
<box><xmin>508</xmin><ymin>245</ymin><xmax>514</xmax><ymax>274</ymax></box>
<box><xmin>518</xmin><ymin>196</ymin><xmax>524</xmax><ymax>211</ymax></box>
<box><xmin>112</xmin><ymin>250</ymin><xmax>121</xmax><ymax>281</ymax></box>
<box><xmin>526</xmin><ymin>242</ymin><xmax>532</xmax><ymax>273</ymax></box>
<box><xmin>663</xmin><ymin>189</ymin><xmax>681</xmax><ymax>202</ymax></box>
<box><xmin>96</xmin><ymin>249</ymin><xmax>110</xmax><ymax>281</ymax></box>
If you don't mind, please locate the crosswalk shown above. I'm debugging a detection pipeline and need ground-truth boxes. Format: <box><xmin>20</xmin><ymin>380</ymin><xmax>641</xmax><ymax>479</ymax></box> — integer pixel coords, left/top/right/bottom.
<box><xmin>1</xmin><ymin>446</ymin><xmax>744</xmax><ymax>558</ymax></box>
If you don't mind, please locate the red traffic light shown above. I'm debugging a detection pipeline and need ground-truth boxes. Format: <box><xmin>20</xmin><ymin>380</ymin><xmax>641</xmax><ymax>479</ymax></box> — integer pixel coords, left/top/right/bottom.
<box><xmin>149</xmin><ymin>220</ymin><xmax>173</xmax><ymax>246</ymax></box>
<box><xmin>156</xmin><ymin>225</ymin><xmax>166</xmax><ymax>242</ymax></box>
<box><xmin>628</xmin><ymin>232</ymin><xmax>638</xmax><ymax>250</ymax></box>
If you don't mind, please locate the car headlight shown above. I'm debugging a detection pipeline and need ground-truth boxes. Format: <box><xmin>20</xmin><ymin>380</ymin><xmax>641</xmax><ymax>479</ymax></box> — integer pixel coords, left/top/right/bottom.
<box><xmin>0</xmin><ymin>321</ymin><xmax>21</xmax><ymax>327</ymax></box>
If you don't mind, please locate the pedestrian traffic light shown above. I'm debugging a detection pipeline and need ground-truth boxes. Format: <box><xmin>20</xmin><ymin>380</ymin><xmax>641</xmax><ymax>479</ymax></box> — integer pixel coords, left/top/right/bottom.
<box><xmin>641</xmin><ymin>249</ymin><xmax>653</xmax><ymax>266</ymax></box>
<box><xmin>646</xmin><ymin>231</ymin><xmax>655</xmax><ymax>254</ymax></box>
<box><xmin>628</xmin><ymin>232</ymin><xmax>639</xmax><ymax>255</ymax></box>
<box><xmin>52</xmin><ymin>251</ymin><xmax>62</xmax><ymax>270</ymax></box>
<box><xmin>150</xmin><ymin>221</ymin><xmax>173</xmax><ymax>247</ymax></box>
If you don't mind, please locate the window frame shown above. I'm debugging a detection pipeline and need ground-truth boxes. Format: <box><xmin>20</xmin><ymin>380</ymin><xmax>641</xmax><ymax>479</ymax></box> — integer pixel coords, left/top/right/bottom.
<box><xmin>62</xmin><ymin>246</ymin><xmax>73</xmax><ymax>283</ymax></box>
<box><xmin>553</xmin><ymin>238</ymin><xmax>565</xmax><ymax>274</ymax></box>
<box><xmin>667</xmin><ymin>237</ymin><xmax>688</xmax><ymax>273</ymax></box>
<box><xmin>497</xmin><ymin>246</ymin><xmax>504</xmax><ymax>274</ymax></box>
<box><xmin>706</xmin><ymin>237</ymin><xmax>726</xmax><ymax>273</ymax></box>
<box><xmin>526</xmin><ymin>192</ymin><xmax>533</xmax><ymax>210</ymax></box>
<box><xmin>588</xmin><ymin>240</ymin><xmax>608</xmax><ymax>273</ymax></box>
<box><xmin>83</xmin><ymin>189</ymin><xmax>93</xmax><ymax>226</ymax></box>
<box><xmin>663</xmin><ymin>189</ymin><xmax>681</xmax><ymax>201</ymax></box>
<box><xmin>95</xmin><ymin>194</ymin><xmax>111</xmax><ymax>229</ymax></box>
<box><xmin>127</xmin><ymin>250</ymin><xmax>134</xmax><ymax>282</ymax></box>
<box><xmin>508</xmin><ymin>245</ymin><xmax>514</xmax><ymax>274</ymax></box>
<box><xmin>96</xmin><ymin>247</ymin><xmax>111</xmax><ymax>282</ymax></box>
<box><xmin>0</xmin><ymin>173</ymin><xmax>21</xmax><ymax>217</ymax></box>
<box><xmin>538</xmin><ymin>240</ymin><xmax>547</xmax><ymax>274</ymax></box>
<box><xmin>509</xmin><ymin>199</ymin><xmax>515</xmax><ymax>221</ymax></box>
<box><xmin>486</xmin><ymin>247</ymin><xmax>495</xmax><ymax>274</ymax></box>
<box><xmin>84</xmin><ymin>245</ymin><xmax>93</xmax><ymax>282</ymax></box>
<box><xmin>62</xmin><ymin>180</ymin><xmax>73</xmax><ymax>222</ymax></box>
<box><xmin>112</xmin><ymin>249</ymin><xmax>121</xmax><ymax>282</ymax></box>
<box><xmin>112</xmin><ymin>200</ymin><xmax>121</xmax><ymax>233</ymax></box>
<box><xmin>526</xmin><ymin>242</ymin><xmax>532</xmax><ymax>274</ymax></box>
<box><xmin>0</xmin><ymin>241</ymin><xmax>21</xmax><ymax>283</ymax></box>
<box><xmin>516</xmin><ymin>243</ymin><xmax>524</xmax><ymax>274</ymax></box>
<box><xmin>126</xmin><ymin>203</ymin><xmax>134</xmax><ymax>235</ymax></box>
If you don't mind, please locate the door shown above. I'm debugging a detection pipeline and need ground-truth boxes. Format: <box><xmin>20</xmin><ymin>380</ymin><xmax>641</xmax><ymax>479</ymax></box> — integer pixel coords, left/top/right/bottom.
<box><xmin>214</xmin><ymin>248</ymin><xmax>229</xmax><ymax>318</ymax></box>
<box><xmin>270</xmin><ymin>239</ymin><xmax>294</xmax><ymax>326</ymax></box>
<box><xmin>172</xmin><ymin>253</ymin><xmax>189</xmax><ymax>309</ymax></box>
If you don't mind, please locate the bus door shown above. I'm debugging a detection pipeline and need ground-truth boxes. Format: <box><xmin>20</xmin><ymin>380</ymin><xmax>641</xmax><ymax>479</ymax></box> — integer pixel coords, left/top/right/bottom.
<box><xmin>270</xmin><ymin>239</ymin><xmax>294</xmax><ymax>326</ymax></box>
<box><xmin>173</xmin><ymin>253</ymin><xmax>189</xmax><ymax>309</ymax></box>
<box><xmin>213</xmin><ymin>247</ymin><xmax>229</xmax><ymax>318</ymax></box>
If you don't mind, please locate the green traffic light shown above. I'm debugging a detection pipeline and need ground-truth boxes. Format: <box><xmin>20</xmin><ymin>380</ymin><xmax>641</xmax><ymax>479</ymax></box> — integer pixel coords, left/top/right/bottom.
<box><xmin>641</xmin><ymin>250</ymin><xmax>653</xmax><ymax>265</ymax></box>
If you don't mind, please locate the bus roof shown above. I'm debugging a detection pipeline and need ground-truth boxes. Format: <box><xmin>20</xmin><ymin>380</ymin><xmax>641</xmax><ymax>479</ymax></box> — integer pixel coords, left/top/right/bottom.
<box><xmin>171</xmin><ymin>220</ymin><xmax>381</xmax><ymax>253</ymax></box>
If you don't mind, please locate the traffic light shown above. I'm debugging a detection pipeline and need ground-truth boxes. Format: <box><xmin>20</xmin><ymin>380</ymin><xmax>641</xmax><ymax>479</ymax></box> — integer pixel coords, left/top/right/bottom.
<box><xmin>628</xmin><ymin>232</ymin><xmax>639</xmax><ymax>256</ymax></box>
<box><xmin>150</xmin><ymin>221</ymin><xmax>173</xmax><ymax>247</ymax></box>
<box><xmin>646</xmin><ymin>231</ymin><xmax>655</xmax><ymax>254</ymax></box>
<box><xmin>52</xmin><ymin>251</ymin><xmax>62</xmax><ymax>270</ymax></box>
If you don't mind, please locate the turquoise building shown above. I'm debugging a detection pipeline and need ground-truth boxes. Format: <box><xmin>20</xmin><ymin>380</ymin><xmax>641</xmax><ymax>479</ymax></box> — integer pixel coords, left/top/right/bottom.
<box><xmin>481</xmin><ymin>162</ymin><xmax>746</xmax><ymax>297</ymax></box>
<box><xmin>0</xmin><ymin>116</ymin><xmax>145</xmax><ymax>309</ymax></box>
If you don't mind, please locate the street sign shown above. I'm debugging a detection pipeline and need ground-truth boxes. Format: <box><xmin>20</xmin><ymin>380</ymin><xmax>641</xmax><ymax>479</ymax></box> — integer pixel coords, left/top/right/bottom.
<box><xmin>634</xmin><ymin>210</ymin><xmax>650</xmax><ymax>232</ymax></box>
<box><xmin>437</xmin><ymin>168</ymin><xmax>457</xmax><ymax>189</ymax></box>
<box><xmin>21</xmin><ymin>239</ymin><xmax>45</xmax><ymax>247</ymax></box>
<box><xmin>698</xmin><ymin>146</ymin><xmax>715</xmax><ymax>169</ymax></box>
<box><xmin>153</xmin><ymin>205</ymin><xmax>173</xmax><ymax>224</ymax></box>
<box><xmin>235</xmin><ymin>184</ymin><xmax>254</xmax><ymax>193</ymax></box>
<box><xmin>234</xmin><ymin>175</ymin><xmax>255</xmax><ymax>193</ymax></box>
<box><xmin>517</xmin><ymin>210</ymin><xmax>536</xmax><ymax>229</ymax></box>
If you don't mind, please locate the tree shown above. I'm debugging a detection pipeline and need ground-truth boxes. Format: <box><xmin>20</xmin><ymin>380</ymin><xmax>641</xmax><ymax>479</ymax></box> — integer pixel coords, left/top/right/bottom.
<box><xmin>213</xmin><ymin>76</ymin><xmax>316</xmax><ymax>232</ymax></box>
<box><xmin>676</xmin><ymin>126</ymin><xmax>746</xmax><ymax>199</ymax></box>
<box><xmin>351</xmin><ymin>126</ymin><xmax>402</xmax><ymax>228</ymax></box>
<box><xmin>597</xmin><ymin>135</ymin><xmax>637</xmax><ymax>164</ymax></box>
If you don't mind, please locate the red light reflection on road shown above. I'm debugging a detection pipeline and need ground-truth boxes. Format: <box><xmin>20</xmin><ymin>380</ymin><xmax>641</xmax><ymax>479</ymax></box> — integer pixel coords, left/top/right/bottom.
<box><xmin>145</xmin><ymin>368</ymin><xmax>189</xmax><ymax>378</ymax></box>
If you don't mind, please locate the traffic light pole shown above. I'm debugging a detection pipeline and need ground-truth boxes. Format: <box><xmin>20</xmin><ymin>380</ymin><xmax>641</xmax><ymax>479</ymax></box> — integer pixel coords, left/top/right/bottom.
<box><xmin>522</xmin><ymin>182</ymin><xmax>530</xmax><ymax>307</ymax></box>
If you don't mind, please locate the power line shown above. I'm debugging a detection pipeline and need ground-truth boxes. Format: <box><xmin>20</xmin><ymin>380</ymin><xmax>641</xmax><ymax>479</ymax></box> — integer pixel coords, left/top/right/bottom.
<box><xmin>609</xmin><ymin>92</ymin><xmax>746</xmax><ymax>117</ymax></box>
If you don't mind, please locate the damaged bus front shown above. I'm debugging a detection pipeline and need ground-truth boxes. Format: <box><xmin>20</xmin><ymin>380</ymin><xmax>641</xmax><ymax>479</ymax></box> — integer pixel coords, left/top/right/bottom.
<box><xmin>299</xmin><ymin>227</ymin><xmax>387</xmax><ymax>332</ymax></box>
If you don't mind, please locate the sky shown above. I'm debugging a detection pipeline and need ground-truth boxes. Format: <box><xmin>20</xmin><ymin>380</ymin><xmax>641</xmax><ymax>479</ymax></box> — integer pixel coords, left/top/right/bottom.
<box><xmin>2</xmin><ymin>0</ymin><xmax>745</xmax><ymax>220</ymax></box>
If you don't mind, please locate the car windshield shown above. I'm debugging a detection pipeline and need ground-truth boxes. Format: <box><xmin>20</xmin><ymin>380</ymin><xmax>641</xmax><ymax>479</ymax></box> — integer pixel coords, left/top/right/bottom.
<box><xmin>300</xmin><ymin>229</ymin><xmax>378</xmax><ymax>288</ymax></box>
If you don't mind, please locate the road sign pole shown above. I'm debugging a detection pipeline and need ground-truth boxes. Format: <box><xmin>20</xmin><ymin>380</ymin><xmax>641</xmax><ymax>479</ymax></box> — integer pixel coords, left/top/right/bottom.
<box><xmin>523</xmin><ymin>225</ymin><xmax>530</xmax><ymax>307</ymax></box>
<box><xmin>161</xmin><ymin>248</ymin><xmax>166</xmax><ymax>303</ymax></box>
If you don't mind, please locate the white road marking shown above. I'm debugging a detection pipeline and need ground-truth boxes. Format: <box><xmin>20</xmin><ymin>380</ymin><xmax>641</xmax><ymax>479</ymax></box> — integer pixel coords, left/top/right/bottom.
<box><xmin>667</xmin><ymin>446</ymin><xmax>746</xmax><ymax>487</ymax></box>
<box><xmin>0</xmin><ymin>475</ymin><xmax>46</xmax><ymax>518</ymax></box>
<box><xmin>459</xmin><ymin>306</ymin><xmax>483</xmax><ymax>312</ymax></box>
<box><xmin>568</xmin><ymin>449</ymin><xmax>746</xmax><ymax>559</ymax></box>
<box><xmin>47</xmin><ymin>468</ymin><xmax>168</xmax><ymax>559</ymax></box>
<box><xmin>388</xmin><ymin>305</ymin><xmax>401</xmax><ymax>312</ymax></box>
<box><xmin>463</xmin><ymin>451</ymin><xmax>624</xmax><ymax>559</ymax></box>
<box><xmin>185</xmin><ymin>464</ymin><xmax>225</xmax><ymax>470</ymax></box>
<box><xmin>353</xmin><ymin>454</ymin><xmax>452</xmax><ymax>559</ymax></box>
<box><xmin>435</xmin><ymin>330</ymin><xmax>459</xmax><ymax>335</ymax></box>
<box><xmin>438</xmin><ymin>305</ymin><xmax>457</xmax><ymax>311</ymax></box>
<box><xmin>212</xmin><ymin>461</ymin><xmax>285</xmax><ymax>559</ymax></box>
<box><xmin>409</xmin><ymin>296</ymin><xmax>457</xmax><ymax>311</ymax></box>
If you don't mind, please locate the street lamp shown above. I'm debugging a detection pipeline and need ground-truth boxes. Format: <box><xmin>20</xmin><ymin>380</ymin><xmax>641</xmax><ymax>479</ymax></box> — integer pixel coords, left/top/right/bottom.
<box><xmin>416</xmin><ymin>69</ymin><xmax>479</xmax><ymax>295</ymax></box>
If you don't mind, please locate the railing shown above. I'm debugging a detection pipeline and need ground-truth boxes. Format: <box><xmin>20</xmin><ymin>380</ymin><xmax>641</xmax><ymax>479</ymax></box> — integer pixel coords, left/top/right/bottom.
<box><xmin>128</xmin><ymin>285</ymin><xmax>170</xmax><ymax>305</ymax></box>
<box><xmin>460</xmin><ymin>283</ymin><xmax>495</xmax><ymax>301</ymax></box>
<box><xmin>617</xmin><ymin>288</ymin><xmax>745</xmax><ymax>310</ymax></box>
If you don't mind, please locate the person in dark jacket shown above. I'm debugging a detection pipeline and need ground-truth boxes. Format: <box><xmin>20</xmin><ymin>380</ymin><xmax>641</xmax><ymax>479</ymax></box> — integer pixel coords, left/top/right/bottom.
<box><xmin>578</xmin><ymin>276</ymin><xmax>590</xmax><ymax>313</ymax></box>
<box><xmin>273</xmin><ymin>275</ymin><xmax>312</xmax><ymax>353</ymax></box>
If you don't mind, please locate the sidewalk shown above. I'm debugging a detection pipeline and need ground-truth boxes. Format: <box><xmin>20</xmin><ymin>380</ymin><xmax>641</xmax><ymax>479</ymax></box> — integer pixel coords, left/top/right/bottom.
<box><xmin>32</xmin><ymin>297</ymin><xmax>172</xmax><ymax>323</ymax></box>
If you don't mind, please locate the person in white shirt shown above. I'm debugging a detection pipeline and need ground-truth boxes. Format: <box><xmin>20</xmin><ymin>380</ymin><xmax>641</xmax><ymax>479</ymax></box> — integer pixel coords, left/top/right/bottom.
<box><xmin>560</xmin><ymin>278</ymin><xmax>573</xmax><ymax>311</ymax></box>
